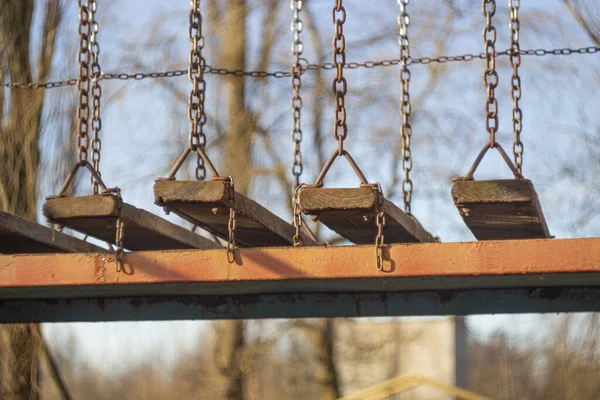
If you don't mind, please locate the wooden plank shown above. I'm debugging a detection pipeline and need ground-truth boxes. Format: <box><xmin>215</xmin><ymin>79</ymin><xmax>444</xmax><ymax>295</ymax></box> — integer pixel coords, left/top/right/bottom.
<box><xmin>298</xmin><ymin>187</ymin><xmax>435</xmax><ymax>244</ymax></box>
<box><xmin>154</xmin><ymin>180</ymin><xmax>316</xmax><ymax>247</ymax></box>
<box><xmin>0</xmin><ymin>211</ymin><xmax>105</xmax><ymax>254</ymax></box>
<box><xmin>2</xmin><ymin>238</ymin><xmax>600</xmax><ymax>321</ymax></box>
<box><xmin>452</xmin><ymin>179</ymin><xmax>551</xmax><ymax>240</ymax></box>
<box><xmin>43</xmin><ymin>196</ymin><xmax>220</xmax><ymax>251</ymax></box>
<box><xmin>299</xmin><ymin>187</ymin><xmax>378</xmax><ymax>212</ymax></box>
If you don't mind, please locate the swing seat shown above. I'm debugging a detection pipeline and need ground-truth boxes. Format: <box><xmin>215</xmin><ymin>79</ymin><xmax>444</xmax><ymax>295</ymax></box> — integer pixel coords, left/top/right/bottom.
<box><xmin>452</xmin><ymin>179</ymin><xmax>551</xmax><ymax>240</ymax></box>
<box><xmin>0</xmin><ymin>211</ymin><xmax>105</xmax><ymax>254</ymax></box>
<box><xmin>298</xmin><ymin>187</ymin><xmax>435</xmax><ymax>244</ymax></box>
<box><xmin>43</xmin><ymin>195</ymin><xmax>220</xmax><ymax>251</ymax></box>
<box><xmin>154</xmin><ymin>180</ymin><xmax>316</xmax><ymax>247</ymax></box>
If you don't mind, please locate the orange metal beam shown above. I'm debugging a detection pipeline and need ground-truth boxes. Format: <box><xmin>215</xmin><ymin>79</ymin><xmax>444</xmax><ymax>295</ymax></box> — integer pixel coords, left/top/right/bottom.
<box><xmin>1</xmin><ymin>238</ymin><xmax>600</xmax><ymax>322</ymax></box>
<box><xmin>3</xmin><ymin>238</ymin><xmax>600</xmax><ymax>296</ymax></box>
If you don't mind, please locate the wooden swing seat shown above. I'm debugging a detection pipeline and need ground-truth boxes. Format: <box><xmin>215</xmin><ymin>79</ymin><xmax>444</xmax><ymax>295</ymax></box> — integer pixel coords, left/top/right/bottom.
<box><xmin>451</xmin><ymin>179</ymin><xmax>551</xmax><ymax>240</ymax></box>
<box><xmin>298</xmin><ymin>187</ymin><xmax>435</xmax><ymax>244</ymax></box>
<box><xmin>43</xmin><ymin>195</ymin><xmax>220</xmax><ymax>251</ymax></box>
<box><xmin>154</xmin><ymin>180</ymin><xmax>316</xmax><ymax>247</ymax></box>
<box><xmin>0</xmin><ymin>211</ymin><xmax>105</xmax><ymax>254</ymax></box>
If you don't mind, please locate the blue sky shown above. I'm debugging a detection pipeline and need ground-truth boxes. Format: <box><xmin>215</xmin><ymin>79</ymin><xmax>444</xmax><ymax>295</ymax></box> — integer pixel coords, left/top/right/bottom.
<box><xmin>29</xmin><ymin>0</ymin><xmax>600</xmax><ymax>373</ymax></box>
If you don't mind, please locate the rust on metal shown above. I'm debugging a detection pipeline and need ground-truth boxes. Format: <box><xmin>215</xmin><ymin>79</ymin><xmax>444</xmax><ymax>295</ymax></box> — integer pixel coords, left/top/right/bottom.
<box><xmin>1</xmin><ymin>238</ymin><xmax>600</xmax><ymax>299</ymax></box>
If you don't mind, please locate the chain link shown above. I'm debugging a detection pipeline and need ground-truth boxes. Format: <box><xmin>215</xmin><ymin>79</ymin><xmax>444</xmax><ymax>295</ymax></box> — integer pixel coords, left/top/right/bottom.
<box><xmin>332</xmin><ymin>0</ymin><xmax>348</xmax><ymax>156</ymax></box>
<box><xmin>3</xmin><ymin>46</ymin><xmax>599</xmax><ymax>89</ymax></box>
<box><xmin>108</xmin><ymin>188</ymin><xmax>125</xmax><ymax>272</ymax></box>
<box><xmin>483</xmin><ymin>0</ymin><xmax>499</xmax><ymax>147</ymax></box>
<box><xmin>89</xmin><ymin>0</ymin><xmax>102</xmax><ymax>194</ymax></box>
<box><xmin>188</xmin><ymin>0</ymin><xmax>207</xmax><ymax>180</ymax></box>
<box><xmin>509</xmin><ymin>0</ymin><xmax>523</xmax><ymax>174</ymax></box>
<box><xmin>226</xmin><ymin>177</ymin><xmax>236</xmax><ymax>263</ymax></box>
<box><xmin>76</xmin><ymin>0</ymin><xmax>91</xmax><ymax>165</ymax></box>
<box><xmin>398</xmin><ymin>0</ymin><xmax>413</xmax><ymax>215</ymax></box>
<box><xmin>291</xmin><ymin>0</ymin><xmax>306</xmax><ymax>247</ymax></box>
<box><xmin>293</xmin><ymin>185</ymin><xmax>304</xmax><ymax>246</ymax></box>
<box><xmin>375</xmin><ymin>183</ymin><xmax>386</xmax><ymax>271</ymax></box>
<box><xmin>291</xmin><ymin>0</ymin><xmax>304</xmax><ymax>191</ymax></box>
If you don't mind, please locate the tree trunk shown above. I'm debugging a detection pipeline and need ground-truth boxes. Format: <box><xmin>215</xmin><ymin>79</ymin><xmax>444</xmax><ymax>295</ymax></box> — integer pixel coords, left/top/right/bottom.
<box><xmin>297</xmin><ymin>320</ymin><xmax>341</xmax><ymax>400</ymax></box>
<box><xmin>0</xmin><ymin>1</ymin><xmax>62</xmax><ymax>399</ymax></box>
<box><xmin>313</xmin><ymin>320</ymin><xmax>341</xmax><ymax>400</ymax></box>
<box><xmin>213</xmin><ymin>1</ymin><xmax>248</xmax><ymax>399</ymax></box>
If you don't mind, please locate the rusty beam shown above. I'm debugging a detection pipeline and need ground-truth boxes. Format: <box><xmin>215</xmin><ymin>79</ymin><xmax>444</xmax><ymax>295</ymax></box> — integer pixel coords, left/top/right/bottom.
<box><xmin>1</xmin><ymin>238</ymin><xmax>600</xmax><ymax>322</ymax></box>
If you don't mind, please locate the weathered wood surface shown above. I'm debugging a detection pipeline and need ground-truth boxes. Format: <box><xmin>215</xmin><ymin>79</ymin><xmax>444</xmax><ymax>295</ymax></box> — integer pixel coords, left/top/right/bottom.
<box><xmin>298</xmin><ymin>187</ymin><xmax>435</xmax><ymax>244</ymax></box>
<box><xmin>0</xmin><ymin>211</ymin><xmax>105</xmax><ymax>254</ymax></box>
<box><xmin>154</xmin><ymin>180</ymin><xmax>316</xmax><ymax>247</ymax></box>
<box><xmin>43</xmin><ymin>195</ymin><xmax>220</xmax><ymax>251</ymax></box>
<box><xmin>452</xmin><ymin>179</ymin><xmax>551</xmax><ymax>240</ymax></box>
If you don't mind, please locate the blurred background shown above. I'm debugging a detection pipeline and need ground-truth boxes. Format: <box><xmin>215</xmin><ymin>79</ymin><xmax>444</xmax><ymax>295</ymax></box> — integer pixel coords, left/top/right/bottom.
<box><xmin>1</xmin><ymin>0</ymin><xmax>600</xmax><ymax>399</ymax></box>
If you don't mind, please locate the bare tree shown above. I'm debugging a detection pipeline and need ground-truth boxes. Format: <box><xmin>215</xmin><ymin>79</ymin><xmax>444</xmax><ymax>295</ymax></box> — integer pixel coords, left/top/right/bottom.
<box><xmin>0</xmin><ymin>1</ymin><xmax>65</xmax><ymax>398</ymax></box>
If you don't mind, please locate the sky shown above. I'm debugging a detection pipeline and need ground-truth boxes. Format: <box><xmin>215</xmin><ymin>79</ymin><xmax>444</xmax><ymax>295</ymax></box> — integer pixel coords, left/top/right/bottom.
<box><xmin>22</xmin><ymin>0</ymin><xmax>600</xmax><ymax>374</ymax></box>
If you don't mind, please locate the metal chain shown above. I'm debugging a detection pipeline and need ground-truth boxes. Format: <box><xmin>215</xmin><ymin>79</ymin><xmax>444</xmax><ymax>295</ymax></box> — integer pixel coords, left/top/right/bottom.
<box><xmin>189</xmin><ymin>0</ymin><xmax>207</xmax><ymax>180</ymax></box>
<box><xmin>76</xmin><ymin>0</ymin><xmax>91</xmax><ymax>165</ymax></box>
<box><xmin>293</xmin><ymin>185</ymin><xmax>304</xmax><ymax>246</ymax></box>
<box><xmin>375</xmin><ymin>183</ymin><xmax>386</xmax><ymax>271</ymax></box>
<box><xmin>4</xmin><ymin>46</ymin><xmax>600</xmax><ymax>89</ymax></box>
<box><xmin>111</xmin><ymin>188</ymin><xmax>125</xmax><ymax>272</ymax></box>
<box><xmin>332</xmin><ymin>0</ymin><xmax>348</xmax><ymax>156</ymax></box>
<box><xmin>115</xmin><ymin>216</ymin><xmax>124</xmax><ymax>271</ymax></box>
<box><xmin>398</xmin><ymin>0</ymin><xmax>413</xmax><ymax>215</ymax></box>
<box><xmin>291</xmin><ymin>0</ymin><xmax>306</xmax><ymax>247</ymax></box>
<box><xmin>291</xmin><ymin>0</ymin><xmax>304</xmax><ymax>191</ymax></box>
<box><xmin>226</xmin><ymin>177</ymin><xmax>236</xmax><ymax>263</ymax></box>
<box><xmin>483</xmin><ymin>0</ymin><xmax>499</xmax><ymax>147</ymax></box>
<box><xmin>89</xmin><ymin>0</ymin><xmax>102</xmax><ymax>194</ymax></box>
<box><xmin>509</xmin><ymin>0</ymin><xmax>523</xmax><ymax>174</ymax></box>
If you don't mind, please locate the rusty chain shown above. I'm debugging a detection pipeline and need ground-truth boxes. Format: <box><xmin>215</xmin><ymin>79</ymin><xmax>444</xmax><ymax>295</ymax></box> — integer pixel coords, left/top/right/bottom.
<box><xmin>398</xmin><ymin>0</ymin><xmax>413</xmax><ymax>215</ymax></box>
<box><xmin>291</xmin><ymin>0</ymin><xmax>306</xmax><ymax>247</ymax></box>
<box><xmin>483</xmin><ymin>0</ymin><xmax>499</xmax><ymax>147</ymax></box>
<box><xmin>189</xmin><ymin>0</ymin><xmax>207</xmax><ymax>180</ymax></box>
<box><xmin>375</xmin><ymin>182</ymin><xmax>386</xmax><ymax>271</ymax></box>
<box><xmin>291</xmin><ymin>0</ymin><xmax>304</xmax><ymax>191</ymax></box>
<box><xmin>76</xmin><ymin>0</ymin><xmax>91</xmax><ymax>165</ymax></box>
<box><xmin>89</xmin><ymin>0</ymin><xmax>102</xmax><ymax>194</ymax></box>
<box><xmin>509</xmin><ymin>0</ymin><xmax>523</xmax><ymax>174</ymax></box>
<box><xmin>293</xmin><ymin>184</ymin><xmax>305</xmax><ymax>246</ymax></box>
<box><xmin>226</xmin><ymin>177</ymin><xmax>236</xmax><ymax>263</ymax></box>
<box><xmin>106</xmin><ymin>187</ymin><xmax>125</xmax><ymax>272</ymax></box>
<box><xmin>3</xmin><ymin>46</ymin><xmax>599</xmax><ymax>89</ymax></box>
<box><xmin>187</xmin><ymin>0</ymin><xmax>236</xmax><ymax>262</ymax></box>
<box><xmin>332</xmin><ymin>0</ymin><xmax>348</xmax><ymax>156</ymax></box>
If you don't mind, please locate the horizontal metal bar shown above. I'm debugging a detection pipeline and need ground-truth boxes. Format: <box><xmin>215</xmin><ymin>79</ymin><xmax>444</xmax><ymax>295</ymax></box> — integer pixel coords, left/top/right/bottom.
<box><xmin>2</xmin><ymin>238</ymin><xmax>600</xmax><ymax>321</ymax></box>
<box><xmin>1</xmin><ymin>287</ymin><xmax>599</xmax><ymax>323</ymax></box>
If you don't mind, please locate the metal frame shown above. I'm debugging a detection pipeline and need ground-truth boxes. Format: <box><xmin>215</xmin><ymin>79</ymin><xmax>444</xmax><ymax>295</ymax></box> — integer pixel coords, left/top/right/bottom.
<box><xmin>1</xmin><ymin>238</ymin><xmax>600</xmax><ymax>322</ymax></box>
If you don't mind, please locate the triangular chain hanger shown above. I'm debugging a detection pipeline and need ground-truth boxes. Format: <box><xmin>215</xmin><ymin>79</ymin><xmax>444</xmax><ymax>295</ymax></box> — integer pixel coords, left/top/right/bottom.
<box><xmin>50</xmin><ymin>0</ymin><xmax>117</xmax><ymax>200</ymax></box>
<box><xmin>162</xmin><ymin>145</ymin><xmax>225</xmax><ymax>182</ymax></box>
<box><xmin>51</xmin><ymin>161</ymin><xmax>113</xmax><ymax>199</ymax></box>
<box><xmin>463</xmin><ymin>0</ymin><xmax>523</xmax><ymax>182</ymax></box>
<box><xmin>464</xmin><ymin>142</ymin><xmax>522</xmax><ymax>180</ymax></box>
<box><xmin>306</xmin><ymin>149</ymin><xmax>372</xmax><ymax>189</ymax></box>
<box><xmin>303</xmin><ymin>0</ymin><xmax>376</xmax><ymax>191</ymax></box>
<box><xmin>158</xmin><ymin>0</ymin><xmax>226</xmax><ymax>185</ymax></box>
